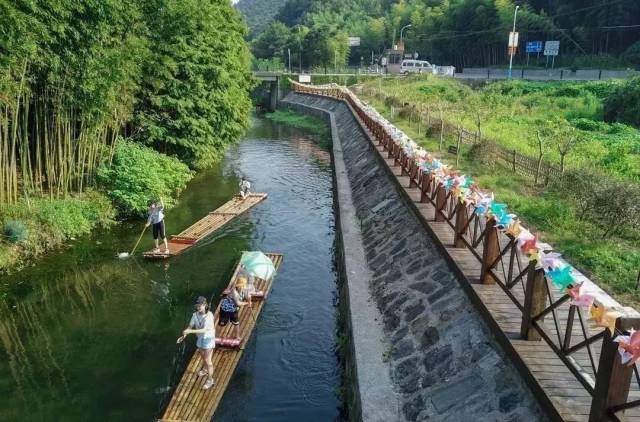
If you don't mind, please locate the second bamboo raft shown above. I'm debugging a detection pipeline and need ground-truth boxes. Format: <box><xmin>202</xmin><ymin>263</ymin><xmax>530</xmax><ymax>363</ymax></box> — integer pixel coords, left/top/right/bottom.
<box><xmin>144</xmin><ymin>193</ymin><xmax>267</xmax><ymax>259</ymax></box>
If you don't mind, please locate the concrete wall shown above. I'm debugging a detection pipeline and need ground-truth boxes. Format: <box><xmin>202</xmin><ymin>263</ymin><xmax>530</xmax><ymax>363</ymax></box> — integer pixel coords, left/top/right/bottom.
<box><xmin>458</xmin><ymin>67</ymin><xmax>636</xmax><ymax>81</ymax></box>
<box><xmin>281</xmin><ymin>93</ymin><xmax>548</xmax><ymax>421</ymax></box>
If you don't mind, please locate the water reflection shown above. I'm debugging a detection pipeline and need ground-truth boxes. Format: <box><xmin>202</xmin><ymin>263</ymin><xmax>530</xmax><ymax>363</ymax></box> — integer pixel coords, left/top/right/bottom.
<box><xmin>0</xmin><ymin>117</ymin><xmax>339</xmax><ymax>421</ymax></box>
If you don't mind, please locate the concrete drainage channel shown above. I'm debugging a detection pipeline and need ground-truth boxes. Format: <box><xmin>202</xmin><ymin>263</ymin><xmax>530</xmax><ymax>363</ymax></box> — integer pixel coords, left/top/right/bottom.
<box><xmin>281</xmin><ymin>92</ymin><xmax>549</xmax><ymax>422</ymax></box>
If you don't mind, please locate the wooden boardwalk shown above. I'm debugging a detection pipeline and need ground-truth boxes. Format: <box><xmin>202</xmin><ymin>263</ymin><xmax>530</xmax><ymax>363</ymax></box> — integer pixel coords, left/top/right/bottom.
<box><xmin>159</xmin><ymin>253</ymin><xmax>283</xmax><ymax>422</ymax></box>
<box><xmin>144</xmin><ymin>194</ymin><xmax>267</xmax><ymax>259</ymax></box>
<box><xmin>370</xmin><ymin>142</ymin><xmax>640</xmax><ymax>421</ymax></box>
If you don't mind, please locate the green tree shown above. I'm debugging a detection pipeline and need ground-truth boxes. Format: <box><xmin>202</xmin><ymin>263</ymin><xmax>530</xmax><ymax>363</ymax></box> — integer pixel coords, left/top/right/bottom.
<box><xmin>252</xmin><ymin>22</ymin><xmax>292</xmax><ymax>60</ymax></box>
<box><xmin>134</xmin><ymin>0</ymin><xmax>254</xmax><ymax>168</ymax></box>
<box><xmin>303</xmin><ymin>23</ymin><xmax>349</xmax><ymax>71</ymax></box>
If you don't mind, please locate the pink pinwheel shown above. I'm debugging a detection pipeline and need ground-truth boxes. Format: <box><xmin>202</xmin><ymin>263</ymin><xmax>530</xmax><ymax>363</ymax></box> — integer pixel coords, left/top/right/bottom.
<box><xmin>538</xmin><ymin>251</ymin><xmax>562</xmax><ymax>271</ymax></box>
<box><xmin>614</xmin><ymin>330</ymin><xmax>640</xmax><ymax>366</ymax></box>
<box><xmin>566</xmin><ymin>283</ymin><xmax>594</xmax><ymax>309</ymax></box>
<box><xmin>572</xmin><ymin>294</ymin><xmax>595</xmax><ymax>309</ymax></box>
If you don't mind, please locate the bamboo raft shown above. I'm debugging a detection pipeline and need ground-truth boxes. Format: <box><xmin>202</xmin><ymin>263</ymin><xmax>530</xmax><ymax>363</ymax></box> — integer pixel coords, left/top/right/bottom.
<box><xmin>159</xmin><ymin>253</ymin><xmax>283</xmax><ymax>422</ymax></box>
<box><xmin>144</xmin><ymin>193</ymin><xmax>267</xmax><ymax>259</ymax></box>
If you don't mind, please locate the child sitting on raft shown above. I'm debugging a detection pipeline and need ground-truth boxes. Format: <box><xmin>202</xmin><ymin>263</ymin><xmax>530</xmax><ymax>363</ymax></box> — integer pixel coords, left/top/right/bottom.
<box><xmin>218</xmin><ymin>284</ymin><xmax>248</xmax><ymax>340</ymax></box>
<box><xmin>239</xmin><ymin>177</ymin><xmax>251</xmax><ymax>199</ymax></box>
<box><xmin>236</xmin><ymin>267</ymin><xmax>264</xmax><ymax>305</ymax></box>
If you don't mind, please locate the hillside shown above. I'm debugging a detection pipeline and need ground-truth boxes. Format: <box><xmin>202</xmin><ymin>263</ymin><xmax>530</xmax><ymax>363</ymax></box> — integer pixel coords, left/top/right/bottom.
<box><xmin>251</xmin><ymin>0</ymin><xmax>640</xmax><ymax>70</ymax></box>
<box><xmin>236</xmin><ymin>0</ymin><xmax>289</xmax><ymax>38</ymax></box>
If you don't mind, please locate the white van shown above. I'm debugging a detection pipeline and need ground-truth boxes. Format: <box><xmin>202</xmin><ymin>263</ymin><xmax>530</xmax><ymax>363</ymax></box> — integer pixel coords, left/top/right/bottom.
<box><xmin>400</xmin><ymin>60</ymin><xmax>433</xmax><ymax>74</ymax></box>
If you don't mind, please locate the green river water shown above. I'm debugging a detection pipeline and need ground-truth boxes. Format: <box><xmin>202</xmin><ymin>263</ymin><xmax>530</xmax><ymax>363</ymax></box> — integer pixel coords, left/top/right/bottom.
<box><xmin>0</xmin><ymin>115</ymin><xmax>340</xmax><ymax>421</ymax></box>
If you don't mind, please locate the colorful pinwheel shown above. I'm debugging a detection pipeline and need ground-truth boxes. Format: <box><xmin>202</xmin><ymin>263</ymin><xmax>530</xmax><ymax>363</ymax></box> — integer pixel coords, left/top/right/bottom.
<box><xmin>547</xmin><ymin>265</ymin><xmax>574</xmax><ymax>292</ymax></box>
<box><xmin>614</xmin><ymin>330</ymin><xmax>640</xmax><ymax>366</ymax></box>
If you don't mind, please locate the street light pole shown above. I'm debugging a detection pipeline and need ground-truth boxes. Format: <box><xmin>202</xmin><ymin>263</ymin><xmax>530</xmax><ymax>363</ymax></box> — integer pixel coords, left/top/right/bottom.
<box><xmin>508</xmin><ymin>5</ymin><xmax>520</xmax><ymax>79</ymax></box>
<box><xmin>400</xmin><ymin>24</ymin><xmax>413</xmax><ymax>44</ymax></box>
<box><xmin>298</xmin><ymin>26</ymin><xmax>303</xmax><ymax>73</ymax></box>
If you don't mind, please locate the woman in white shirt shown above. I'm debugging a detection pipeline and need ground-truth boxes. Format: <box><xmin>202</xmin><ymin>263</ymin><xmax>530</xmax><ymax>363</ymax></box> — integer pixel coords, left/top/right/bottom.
<box><xmin>177</xmin><ymin>296</ymin><xmax>216</xmax><ymax>389</ymax></box>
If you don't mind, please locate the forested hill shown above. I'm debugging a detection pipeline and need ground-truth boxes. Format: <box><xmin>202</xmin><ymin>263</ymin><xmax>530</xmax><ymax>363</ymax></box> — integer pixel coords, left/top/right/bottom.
<box><xmin>236</xmin><ymin>0</ymin><xmax>289</xmax><ymax>38</ymax></box>
<box><xmin>251</xmin><ymin>0</ymin><xmax>640</xmax><ymax>70</ymax></box>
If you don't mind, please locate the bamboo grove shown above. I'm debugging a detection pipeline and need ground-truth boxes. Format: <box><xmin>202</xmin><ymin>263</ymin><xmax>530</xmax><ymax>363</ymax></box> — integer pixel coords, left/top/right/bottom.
<box><xmin>0</xmin><ymin>0</ymin><xmax>253</xmax><ymax>208</ymax></box>
<box><xmin>0</xmin><ymin>81</ymin><xmax>123</xmax><ymax>205</ymax></box>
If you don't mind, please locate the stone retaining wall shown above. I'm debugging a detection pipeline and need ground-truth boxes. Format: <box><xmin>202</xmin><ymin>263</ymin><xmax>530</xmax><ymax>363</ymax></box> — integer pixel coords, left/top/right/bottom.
<box><xmin>281</xmin><ymin>92</ymin><xmax>548</xmax><ymax>422</ymax></box>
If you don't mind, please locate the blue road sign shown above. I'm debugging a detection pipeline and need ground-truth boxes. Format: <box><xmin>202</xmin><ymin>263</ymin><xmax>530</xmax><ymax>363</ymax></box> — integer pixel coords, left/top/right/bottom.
<box><xmin>526</xmin><ymin>41</ymin><xmax>543</xmax><ymax>53</ymax></box>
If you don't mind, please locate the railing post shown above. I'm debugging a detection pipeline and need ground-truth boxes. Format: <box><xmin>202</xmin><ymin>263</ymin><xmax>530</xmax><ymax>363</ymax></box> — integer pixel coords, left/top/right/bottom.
<box><xmin>409</xmin><ymin>162</ymin><xmax>419</xmax><ymax>188</ymax></box>
<box><xmin>420</xmin><ymin>172</ymin><xmax>431</xmax><ymax>203</ymax></box>
<box><xmin>520</xmin><ymin>264</ymin><xmax>547</xmax><ymax>340</ymax></box>
<box><xmin>453</xmin><ymin>201</ymin><xmax>469</xmax><ymax>248</ymax></box>
<box><xmin>435</xmin><ymin>184</ymin><xmax>446</xmax><ymax>222</ymax></box>
<box><xmin>480</xmin><ymin>218</ymin><xmax>499</xmax><ymax>284</ymax></box>
<box><xmin>589</xmin><ymin>317</ymin><xmax>640</xmax><ymax>421</ymax></box>
<box><xmin>400</xmin><ymin>154</ymin><xmax>407</xmax><ymax>175</ymax></box>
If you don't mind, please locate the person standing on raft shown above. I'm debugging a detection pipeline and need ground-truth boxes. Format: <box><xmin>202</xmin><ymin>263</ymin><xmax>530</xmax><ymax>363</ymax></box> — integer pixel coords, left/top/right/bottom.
<box><xmin>239</xmin><ymin>177</ymin><xmax>251</xmax><ymax>199</ymax></box>
<box><xmin>177</xmin><ymin>296</ymin><xmax>216</xmax><ymax>390</ymax></box>
<box><xmin>146</xmin><ymin>197</ymin><xmax>169</xmax><ymax>254</ymax></box>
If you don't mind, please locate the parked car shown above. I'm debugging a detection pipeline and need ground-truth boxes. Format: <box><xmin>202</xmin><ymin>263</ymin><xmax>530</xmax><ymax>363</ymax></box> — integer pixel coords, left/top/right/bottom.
<box><xmin>400</xmin><ymin>60</ymin><xmax>433</xmax><ymax>74</ymax></box>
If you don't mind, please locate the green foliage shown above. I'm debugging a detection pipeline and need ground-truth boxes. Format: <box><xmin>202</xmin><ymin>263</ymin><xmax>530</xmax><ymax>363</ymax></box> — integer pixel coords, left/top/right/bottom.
<box><xmin>604</xmin><ymin>78</ymin><xmax>640</xmax><ymax>128</ymax></box>
<box><xmin>252</xmin><ymin>22</ymin><xmax>293</xmax><ymax>61</ymax></box>
<box><xmin>31</xmin><ymin>191</ymin><xmax>116</xmax><ymax>239</ymax></box>
<box><xmin>3</xmin><ymin>221</ymin><xmax>27</xmax><ymax>243</ymax></box>
<box><xmin>134</xmin><ymin>0</ymin><xmax>254</xmax><ymax>168</ymax></box>
<box><xmin>265</xmin><ymin>110</ymin><xmax>328</xmax><ymax>135</ymax></box>
<box><xmin>97</xmin><ymin>141</ymin><xmax>194</xmax><ymax>216</ymax></box>
<box><xmin>360</xmin><ymin>76</ymin><xmax>640</xmax><ymax>176</ymax></box>
<box><xmin>245</xmin><ymin>0</ymin><xmax>640</xmax><ymax>68</ymax></box>
<box><xmin>236</xmin><ymin>0</ymin><xmax>290</xmax><ymax>38</ymax></box>
<box><xmin>0</xmin><ymin>192</ymin><xmax>116</xmax><ymax>273</ymax></box>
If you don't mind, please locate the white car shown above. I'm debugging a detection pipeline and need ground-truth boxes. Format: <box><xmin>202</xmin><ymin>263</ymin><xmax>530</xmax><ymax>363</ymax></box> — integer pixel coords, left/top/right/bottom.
<box><xmin>400</xmin><ymin>60</ymin><xmax>433</xmax><ymax>74</ymax></box>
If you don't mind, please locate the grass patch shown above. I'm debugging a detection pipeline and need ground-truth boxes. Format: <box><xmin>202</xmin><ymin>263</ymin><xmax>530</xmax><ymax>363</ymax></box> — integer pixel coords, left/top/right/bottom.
<box><xmin>265</xmin><ymin>109</ymin><xmax>328</xmax><ymax>136</ymax></box>
<box><xmin>359</xmin><ymin>75</ymin><xmax>640</xmax><ymax>179</ymax></box>
<box><xmin>0</xmin><ymin>191</ymin><xmax>116</xmax><ymax>273</ymax></box>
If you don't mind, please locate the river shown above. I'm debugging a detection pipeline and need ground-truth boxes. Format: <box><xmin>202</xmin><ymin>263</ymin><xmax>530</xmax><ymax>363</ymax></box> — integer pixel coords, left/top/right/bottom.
<box><xmin>0</xmin><ymin>115</ymin><xmax>340</xmax><ymax>421</ymax></box>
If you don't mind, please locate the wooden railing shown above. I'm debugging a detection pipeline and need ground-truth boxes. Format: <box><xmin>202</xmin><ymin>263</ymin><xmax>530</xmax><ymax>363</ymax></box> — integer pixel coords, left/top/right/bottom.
<box><xmin>291</xmin><ymin>80</ymin><xmax>640</xmax><ymax>421</ymax></box>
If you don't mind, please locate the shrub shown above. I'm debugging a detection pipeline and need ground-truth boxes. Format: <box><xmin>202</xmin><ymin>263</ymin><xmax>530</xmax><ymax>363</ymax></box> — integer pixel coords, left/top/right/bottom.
<box><xmin>98</xmin><ymin>140</ymin><xmax>194</xmax><ymax>216</ymax></box>
<box><xmin>33</xmin><ymin>191</ymin><xmax>115</xmax><ymax>238</ymax></box>
<box><xmin>549</xmin><ymin>169</ymin><xmax>604</xmax><ymax>221</ymax></box>
<box><xmin>3</xmin><ymin>220</ymin><xmax>27</xmax><ymax>243</ymax></box>
<box><xmin>603</xmin><ymin>77</ymin><xmax>640</xmax><ymax>127</ymax></box>
<box><xmin>593</xmin><ymin>179</ymin><xmax>640</xmax><ymax>237</ymax></box>
<box><xmin>623</xmin><ymin>41</ymin><xmax>640</xmax><ymax>65</ymax></box>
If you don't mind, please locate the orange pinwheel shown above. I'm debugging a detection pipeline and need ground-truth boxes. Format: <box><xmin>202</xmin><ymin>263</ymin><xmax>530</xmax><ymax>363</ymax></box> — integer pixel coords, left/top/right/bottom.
<box><xmin>520</xmin><ymin>234</ymin><xmax>538</xmax><ymax>256</ymax></box>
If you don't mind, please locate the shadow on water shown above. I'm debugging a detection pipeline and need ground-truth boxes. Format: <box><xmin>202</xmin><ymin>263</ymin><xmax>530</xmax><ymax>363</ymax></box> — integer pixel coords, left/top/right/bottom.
<box><xmin>0</xmin><ymin>114</ymin><xmax>340</xmax><ymax>421</ymax></box>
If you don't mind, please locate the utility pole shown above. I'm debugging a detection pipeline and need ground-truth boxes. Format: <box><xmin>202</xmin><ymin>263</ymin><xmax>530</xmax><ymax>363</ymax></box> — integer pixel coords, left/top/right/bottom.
<box><xmin>508</xmin><ymin>5</ymin><xmax>520</xmax><ymax>79</ymax></box>
<box><xmin>288</xmin><ymin>48</ymin><xmax>291</xmax><ymax>74</ymax></box>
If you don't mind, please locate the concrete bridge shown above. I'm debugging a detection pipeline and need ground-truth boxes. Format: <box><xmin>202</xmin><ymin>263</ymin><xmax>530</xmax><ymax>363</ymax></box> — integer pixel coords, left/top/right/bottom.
<box><xmin>253</xmin><ymin>71</ymin><xmax>282</xmax><ymax>111</ymax></box>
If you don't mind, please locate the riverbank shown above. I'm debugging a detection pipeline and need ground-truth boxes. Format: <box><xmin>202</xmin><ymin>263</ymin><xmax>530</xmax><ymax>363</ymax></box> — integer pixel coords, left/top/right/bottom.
<box><xmin>0</xmin><ymin>191</ymin><xmax>115</xmax><ymax>275</ymax></box>
<box><xmin>282</xmin><ymin>92</ymin><xmax>547</xmax><ymax>421</ymax></box>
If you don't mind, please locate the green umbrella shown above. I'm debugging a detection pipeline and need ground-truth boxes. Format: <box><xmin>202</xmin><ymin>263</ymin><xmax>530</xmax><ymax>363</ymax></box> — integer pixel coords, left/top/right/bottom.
<box><xmin>240</xmin><ymin>251</ymin><xmax>276</xmax><ymax>280</ymax></box>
